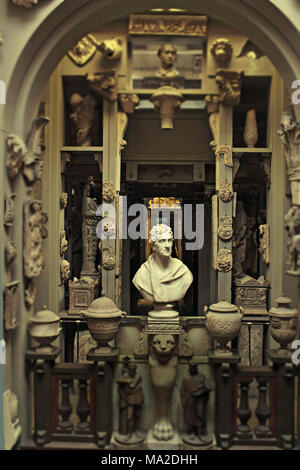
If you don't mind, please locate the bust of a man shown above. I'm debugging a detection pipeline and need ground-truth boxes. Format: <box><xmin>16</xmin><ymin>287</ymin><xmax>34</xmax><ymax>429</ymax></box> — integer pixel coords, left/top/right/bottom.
<box><xmin>132</xmin><ymin>224</ymin><xmax>193</xmax><ymax>318</ymax></box>
<box><xmin>156</xmin><ymin>44</ymin><xmax>179</xmax><ymax>79</ymax></box>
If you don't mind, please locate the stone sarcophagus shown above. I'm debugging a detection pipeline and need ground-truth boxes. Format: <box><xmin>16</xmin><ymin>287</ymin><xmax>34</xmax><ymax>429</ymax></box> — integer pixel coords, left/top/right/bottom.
<box><xmin>234</xmin><ymin>275</ymin><xmax>269</xmax><ymax>315</ymax></box>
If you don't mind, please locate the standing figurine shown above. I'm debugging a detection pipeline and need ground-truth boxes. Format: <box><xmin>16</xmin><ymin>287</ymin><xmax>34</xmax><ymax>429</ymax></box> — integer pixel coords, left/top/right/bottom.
<box><xmin>180</xmin><ymin>363</ymin><xmax>213</xmax><ymax>446</ymax></box>
<box><xmin>115</xmin><ymin>361</ymin><xmax>145</xmax><ymax>445</ymax></box>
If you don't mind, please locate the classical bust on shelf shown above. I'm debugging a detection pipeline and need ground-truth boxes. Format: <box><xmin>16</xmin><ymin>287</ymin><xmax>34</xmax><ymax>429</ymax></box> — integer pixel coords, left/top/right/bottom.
<box><xmin>156</xmin><ymin>44</ymin><xmax>180</xmax><ymax>80</ymax></box>
<box><xmin>132</xmin><ymin>224</ymin><xmax>193</xmax><ymax>318</ymax></box>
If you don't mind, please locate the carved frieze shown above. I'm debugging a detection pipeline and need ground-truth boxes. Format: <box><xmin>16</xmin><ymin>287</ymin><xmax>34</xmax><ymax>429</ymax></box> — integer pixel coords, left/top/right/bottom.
<box><xmin>5</xmin><ymin>241</ymin><xmax>17</xmax><ymax>266</ymax></box>
<box><xmin>67</xmin><ymin>34</ymin><xmax>97</xmax><ymax>66</ymax></box>
<box><xmin>60</xmin><ymin>259</ymin><xmax>70</xmax><ymax>282</ymax></box>
<box><xmin>60</xmin><ymin>230</ymin><xmax>68</xmax><ymax>256</ymax></box>
<box><xmin>216</xmin><ymin>70</ymin><xmax>242</xmax><ymax>106</ymax></box>
<box><xmin>211</xmin><ymin>39</ymin><xmax>233</xmax><ymax>62</ymax></box>
<box><xmin>218</xmin><ymin>216</ymin><xmax>233</xmax><ymax>241</ymax></box>
<box><xmin>216</xmin><ymin>145</ymin><xmax>233</xmax><ymax>167</ymax></box>
<box><xmin>129</xmin><ymin>14</ymin><xmax>208</xmax><ymax>36</ymax></box>
<box><xmin>219</xmin><ymin>180</ymin><xmax>233</xmax><ymax>202</ymax></box>
<box><xmin>4</xmin><ymin>281</ymin><xmax>20</xmax><ymax>331</ymax></box>
<box><xmin>102</xmin><ymin>180</ymin><xmax>115</xmax><ymax>203</ymax></box>
<box><xmin>4</xmin><ymin>193</ymin><xmax>17</xmax><ymax>228</ymax></box>
<box><xmin>277</xmin><ymin>111</ymin><xmax>300</xmax><ymax>205</ymax></box>
<box><xmin>23</xmin><ymin>200</ymin><xmax>47</xmax><ymax>279</ymax></box>
<box><xmin>217</xmin><ymin>249</ymin><xmax>233</xmax><ymax>272</ymax></box>
<box><xmin>98</xmin><ymin>38</ymin><xmax>123</xmax><ymax>60</ymax></box>
<box><xmin>259</xmin><ymin>224</ymin><xmax>270</xmax><ymax>264</ymax></box>
<box><xmin>69</xmin><ymin>93</ymin><xmax>97</xmax><ymax>146</ymax></box>
<box><xmin>119</xmin><ymin>94</ymin><xmax>140</xmax><ymax>114</ymax></box>
<box><xmin>87</xmin><ymin>70</ymin><xmax>118</xmax><ymax>102</ymax></box>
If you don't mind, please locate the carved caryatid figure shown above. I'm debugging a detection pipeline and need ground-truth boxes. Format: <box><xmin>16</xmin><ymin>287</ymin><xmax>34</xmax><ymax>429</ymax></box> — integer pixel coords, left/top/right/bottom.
<box><xmin>133</xmin><ymin>224</ymin><xmax>193</xmax><ymax>318</ymax></box>
<box><xmin>180</xmin><ymin>363</ymin><xmax>213</xmax><ymax>446</ymax></box>
<box><xmin>80</xmin><ymin>177</ymin><xmax>99</xmax><ymax>279</ymax></box>
<box><xmin>149</xmin><ymin>334</ymin><xmax>177</xmax><ymax>441</ymax></box>
<box><xmin>156</xmin><ymin>44</ymin><xmax>179</xmax><ymax>81</ymax></box>
<box><xmin>284</xmin><ymin>206</ymin><xmax>300</xmax><ymax>275</ymax></box>
<box><xmin>115</xmin><ymin>361</ymin><xmax>144</xmax><ymax>445</ymax></box>
<box><xmin>24</xmin><ymin>200</ymin><xmax>47</xmax><ymax>279</ymax></box>
<box><xmin>69</xmin><ymin>93</ymin><xmax>97</xmax><ymax>147</ymax></box>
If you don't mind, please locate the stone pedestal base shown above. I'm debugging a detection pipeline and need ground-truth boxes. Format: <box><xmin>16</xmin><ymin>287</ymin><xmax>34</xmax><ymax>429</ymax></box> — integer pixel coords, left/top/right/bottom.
<box><xmin>179</xmin><ymin>433</ymin><xmax>216</xmax><ymax>450</ymax></box>
<box><xmin>146</xmin><ymin>430</ymin><xmax>181</xmax><ymax>450</ymax></box>
<box><xmin>111</xmin><ymin>433</ymin><xmax>147</xmax><ymax>450</ymax></box>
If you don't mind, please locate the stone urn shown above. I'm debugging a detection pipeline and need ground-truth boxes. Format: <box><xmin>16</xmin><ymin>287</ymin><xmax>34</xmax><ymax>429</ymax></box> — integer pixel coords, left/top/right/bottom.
<box><xmin>204</xmin><ymin>300</ymin><xmax>244</xmax><ymax>355</ymax></box>
<box><xmin>269</xmin><ymin>296</ymin><xmax>298</xmax><ymax>350</ymax></box>
<box><xmin>29</xmin><ymin>306</ymin><xmax>61</xmax><ymax>352</ymax></box>
<box><xmin>81</xmin><ymin>296</ymin><xmax>126</xmax><ymax>353</ymax></box>
<box><xmin>244</xmin><ymin>109</ymin><xmax>258</xmax><ymax>147</ymax></box>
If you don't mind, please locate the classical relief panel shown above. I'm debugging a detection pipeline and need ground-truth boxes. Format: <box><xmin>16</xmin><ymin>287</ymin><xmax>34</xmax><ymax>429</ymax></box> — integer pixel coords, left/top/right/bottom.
<box><xmin>23</xmin><ymin>200</ymin><xmax>47</xmax><ymax>279</ymax></box>
<box><xmin>129</xmin><ymin>14</ymin><xmax>208</xmax><ymax>36</ymax></box>
<box><xmin>67</xmin><ymin>34</ymin><xmax>98</xmax><ymax>66</ymax></box>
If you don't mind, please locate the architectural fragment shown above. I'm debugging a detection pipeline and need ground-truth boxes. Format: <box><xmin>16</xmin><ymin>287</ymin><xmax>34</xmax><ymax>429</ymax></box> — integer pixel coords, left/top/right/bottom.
<box><xmin>216</xmin><ymin>145</ymin><xmax>233</xmax><ymax>167</ymax></box>
<box><xmin>23</xmin><ymin>200</ymin><xmax>47</xmax><ymax>278</ymax></box>
<box><xmin>60</xmin><ymin>230</ymin><xmax>68</xmax><ymax>256</ymax></box>
<box><xmin>4</xmin><ymin>281</ymin><xmax>20</xmax><ymax>330</ymax></box>
<box><xmin>234</xmin><ymin>275</ymin><xmax>269</xmax><ymax>314</ymax></box>
<box><xmin>87</xmin><ymin>70</ymin><xmax>118</xmax><ymax>101</ymax></box>
<box><xmin>284</xmin><ymin>206</ymin><xmax>300</xmax><ymax>275</ymax></box>
<box><xmin>3</xmin><ymin>391</ymin><xmax>21</xmax><ymax>450</ymax></box>
<box><xmin>210</xmin><ymin>39</ymin><xmax>233</xmax><ymax>62</ymax></box>
<box><xmin>60</xmin><ymin>193</ymin><xmax>68</xmax><ymax>209</ymax></box>
<box><xmin>5</xmin><ymin>241</ymin><xmax>17</xmax><ymax>266</ymax></box>
<box><xmin>11</xmin><ymin>0</ymin><xmax>38</xmax><ymax>7</ymax></box>
<box><xmin>102</xmin><ymin>180</ymin><xmax>115</xmax><ymax>203</ymax></box>
<box><xmin>219</xmin><ymin>180</ymin><xmax>233</xmax><ymax>202</ymax></box>
<box><xmin>23</xmin><ymin>116</ymin><xmax>49</xmax><ymax>185</ymax></box>
<box><xmin>244</xmin><ymin>109</ymin><xmax>258</xmax><ymax>147</ymax></box>
<box><xmin>67</xmin><ymin>34</ymin><xmax>97</xmax><ymax>66</ymax></box>
<box><xmin>218</xmin><ymin>216</ymin><xmax>233</xmax><ymax>241</ymax></box>
<box><xmin>150</xmin><ymin>86</ymin><xmax>184</xmax><ymax>129</ymax></box>
<box><xmin>129</xmin><ymin>14</ymin><xmax>208</xmax><ymax>36</ymax></box>
<box><xmin>119</xmin><ymin>94</ymin><xmax>140</xmax><ymax>114</ymax></box>
<box><xmin>277</xmin><ymin>111</ymin><xmax>300</xmax><ymax>205</ymax></box>
<box><xmin>98</xmin><ymin>37</ymin><xmax>123</xmax><ymax>60</ymax></box>
<box><xmin>25</xmin><ymin>280</ymin><xmax>37</xmax><ymax>308</ymax></box>
<box><xmin>6</xmin><ymin>134</ymin><xmax>27</xmax><ymax>179</ymax></box>
<box><xmin>69</xmin><ymin>93</ymin><xmax>97</xmax><ymax>146</ymax></box>
<box><xmin>4</xmin><ymin>193</ymin><xmax>17</xmax><ymax>228</ymax></box>
<box><xmin>68</xmin><ymin>277</ymin><xmax>99</xmax><ymax>315</ymax></box>
<box><xmin>60</xmin><ymin>259</ymin><xmax>70</xmax><ymax>282</ymax></box>
<box><xmin>259</xmin><ymin>224</ymin><xmax>270</xmax><ymax>264</ymax></box>
<box><xmin>216</xmin><ymin>70</ymin><xmax>242</xmax><ymax>106</ymax></box>
<box><xmin>217</xmin><ymin>249</ymin><xmax>233</xmax><ymax>272</ymax></box>
<box><xmin>80</xmin><ymin>177</ymin><xmax>99</xmax><ymax>279</ymax></box>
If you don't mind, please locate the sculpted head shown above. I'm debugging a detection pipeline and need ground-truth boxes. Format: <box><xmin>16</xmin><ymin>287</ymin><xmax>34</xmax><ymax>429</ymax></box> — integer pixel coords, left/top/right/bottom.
<box><xmin>158</xmin><ymin>44</ymin><xmax>177</xmax><ymax>70</ymax></box>
<box><xmin>150</xmin><ymin>224</ymin><xmax>173</xmax><ymax>259</ymax></box>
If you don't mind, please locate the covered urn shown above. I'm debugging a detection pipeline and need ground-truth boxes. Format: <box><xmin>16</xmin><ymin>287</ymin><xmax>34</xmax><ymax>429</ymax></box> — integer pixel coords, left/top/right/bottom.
<box><xmin>269</xmin><ymin>296</ymin><xmax>298</xmax><ymax>350</ymax></box>
<box><xmin>204</xmin><ymin>300</ymin><xmax>244</xmax><ymax>355</ymax></box>
<box><xmin>81</xmin><ymin>296</ymin><xmax>126</xmax><ymax>353</ymax></box>
<box><xmin>29</xmin><ymin>306</ymin><xmax>61</xmax><ymax>352</ymax></box>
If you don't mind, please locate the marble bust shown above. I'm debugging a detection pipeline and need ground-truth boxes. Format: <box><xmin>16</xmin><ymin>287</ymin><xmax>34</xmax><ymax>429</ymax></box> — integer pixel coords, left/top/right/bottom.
<box><xmin>133</xmin><ymin>224</ymin><xmax>193</xmax><ymax>318</ymax></box>
<box><xmin>156</xmin><ymin>44</ymin><xmax>179</xmax><ymax>80</ymax></box>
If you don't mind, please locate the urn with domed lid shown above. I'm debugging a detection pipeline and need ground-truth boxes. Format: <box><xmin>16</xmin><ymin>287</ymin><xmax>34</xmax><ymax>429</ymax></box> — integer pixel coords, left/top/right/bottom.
<box><xmin>204</xmin><ymin>300</ymin><xmax>244</xmax><ymax>355</ymax></box>
<box><xmin>81</xmin><ymin>296</ymin><xmax>126</xmax><ymax>353</ymax></box>
<box><xmin>29</xmin><ymin>306</ymin><xmax>61</xmax><ymax>352</ymax></box>
<box><xmin>269</xmin><ymin>296</ymin><xmax>298</xmax><ymax>350</ymax></box>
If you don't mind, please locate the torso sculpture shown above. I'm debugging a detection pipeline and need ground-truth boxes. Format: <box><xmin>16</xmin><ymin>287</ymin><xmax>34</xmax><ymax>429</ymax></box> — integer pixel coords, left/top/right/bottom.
<box><xmin>133</xmin><ymin>224</ymin><xmax>193</xmax><ymax>318</ymax></box>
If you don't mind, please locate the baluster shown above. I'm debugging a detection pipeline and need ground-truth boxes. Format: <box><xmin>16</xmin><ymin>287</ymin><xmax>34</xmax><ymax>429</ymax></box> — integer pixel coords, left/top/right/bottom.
<box><xmin>254</xmin><ymin>376</ymin><xmax>271</xmax><ymax>437</ymax></box>
<box><xmin>236</xmin><ymin>377</ymin><xmax>252</xmax><ymax>438</ymax></box>
<box><xmin>57</xmin><ymin>377</ymin><xmax>73</xmax><ymax>432</ymax></box>
<box><xmin>76</xmin><ymin>378</ymin><xmax>90</xmax><ymax>433</ymax></box>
